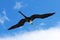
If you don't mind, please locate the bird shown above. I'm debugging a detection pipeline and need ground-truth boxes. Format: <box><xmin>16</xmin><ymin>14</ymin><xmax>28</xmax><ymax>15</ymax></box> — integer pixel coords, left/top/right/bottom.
<box><xmin>8</xmin><ymin>11</ymin><xmax>55</xmax><ymax>30</ymax></box>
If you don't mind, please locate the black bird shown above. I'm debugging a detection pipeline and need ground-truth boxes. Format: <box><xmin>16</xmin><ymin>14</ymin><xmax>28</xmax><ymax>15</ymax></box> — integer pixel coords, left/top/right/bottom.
<box><xmin>8</xmin><ymin>11</ymin><xmax>55</xmax><ymax>30</ymax></box>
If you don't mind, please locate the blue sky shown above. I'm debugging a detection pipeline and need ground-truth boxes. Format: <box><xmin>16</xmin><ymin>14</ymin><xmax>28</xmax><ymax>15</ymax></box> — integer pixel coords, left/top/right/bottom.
<box><xmin>0</xmin><ymin>0</ymin><xmax>60</xmax><ymax>40</ymax></box>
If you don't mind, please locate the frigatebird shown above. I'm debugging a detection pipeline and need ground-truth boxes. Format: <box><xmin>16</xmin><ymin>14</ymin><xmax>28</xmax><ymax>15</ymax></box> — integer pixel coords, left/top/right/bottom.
<box><xmin>8</xmin><ymin>11</ymin><xmax>55</xmax><ymax>30</ymax></box>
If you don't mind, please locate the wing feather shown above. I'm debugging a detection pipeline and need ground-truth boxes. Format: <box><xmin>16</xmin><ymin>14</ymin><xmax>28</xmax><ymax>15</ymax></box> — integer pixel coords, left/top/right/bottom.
<box><xmin>30</xmin><ymin>13</ymin><xmax>55</xmax><ymax>21</ymax></box>
<box><xmin>8</xmin><ymin>19</ymin><xmax>26</xmax><ymax>30</ymax></box>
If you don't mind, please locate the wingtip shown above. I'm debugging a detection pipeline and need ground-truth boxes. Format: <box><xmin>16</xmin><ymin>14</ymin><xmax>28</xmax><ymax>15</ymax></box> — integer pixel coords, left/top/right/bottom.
<box><xmin>8</xmin><ymin>27</ymin><xmax>13</xmax><ymax>30</ymax></box>
<box><xmin>18</xmin><ymin>11</ymin><xmax>21</xmax><ymax>13</ymax></box>
<box><xmin>50</xmin><ymin>12</ymin><xmax>55</xmax><ymax>15</ymax></box>
<box><xmin>8</xmin><ymin>28</ymin><xmax>12</xmax><ymax>30</ymax></box>
<box><xmin>52</xmin><ymin>13</ymin><xmax>55</xmax><ymax>15</ymax></box>
<box><xmin>8</xmin><ymin>29</ymin><xmax>10</xmax><ymax>30</ymax></box>
<box><xmin>52</xmin><ymin>12</ymin><xmax>55</xmax><ymax>14</ymax></box>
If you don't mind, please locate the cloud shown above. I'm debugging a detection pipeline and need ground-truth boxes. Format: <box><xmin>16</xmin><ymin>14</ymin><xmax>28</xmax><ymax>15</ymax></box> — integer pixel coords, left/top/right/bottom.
<box><xmin>0</xmin><ymin>22</ymin><xmax>60</xmax><ymax>40</ymax></box>
<box><xmin>14</xmin><ymin>2</ymin><xmax>23</xmax><ymax>10</ymax></box>
<box><xmin>0</xmin><ymin>10</ymin><xmax>10</xmax><ymax>24</ymax></box>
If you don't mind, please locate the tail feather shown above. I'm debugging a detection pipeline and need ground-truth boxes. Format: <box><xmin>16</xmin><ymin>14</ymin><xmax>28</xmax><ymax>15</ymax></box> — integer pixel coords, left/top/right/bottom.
<box><xmin>18</xmin><ymin>11</ymin><xmax>27</xmax><ymax>18</ymax></box>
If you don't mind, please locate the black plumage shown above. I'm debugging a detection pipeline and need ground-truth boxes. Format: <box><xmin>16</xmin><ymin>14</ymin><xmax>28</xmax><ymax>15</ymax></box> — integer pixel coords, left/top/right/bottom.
<box><xmin>30</xmin><ymin>13</ymin><xmax>54</xmax><ymax>21</ymax></box>
<box><xmin>8</xmin><ymin>11</ymin><xmax>55</xmax><ymax>30</ymax></box>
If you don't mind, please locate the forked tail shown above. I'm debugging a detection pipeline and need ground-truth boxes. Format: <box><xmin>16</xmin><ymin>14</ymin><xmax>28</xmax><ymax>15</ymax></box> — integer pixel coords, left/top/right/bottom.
<box><xmin>18</xmin><ymin>11</ymin><xmax>27</xmax><ymax>18</ymax></box>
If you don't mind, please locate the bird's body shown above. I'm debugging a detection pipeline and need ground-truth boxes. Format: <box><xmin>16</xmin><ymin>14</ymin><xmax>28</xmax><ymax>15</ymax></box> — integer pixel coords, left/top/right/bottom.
<box><xmin>8</xmin><ymin>11</ymin><xmax>55</xmax><ymax>30</ymax></box>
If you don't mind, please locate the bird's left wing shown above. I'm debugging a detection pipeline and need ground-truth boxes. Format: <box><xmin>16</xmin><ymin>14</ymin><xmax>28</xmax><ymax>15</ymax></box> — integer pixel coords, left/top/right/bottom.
<box><xmin>30</xmin><ymin>13</ymin><xmax>55</xmax><ymax>21</ymax></box>
<box><xmin>8</xmin><ymin>19</ymin><xmax>26</xmax><ymax>30</ymax></box>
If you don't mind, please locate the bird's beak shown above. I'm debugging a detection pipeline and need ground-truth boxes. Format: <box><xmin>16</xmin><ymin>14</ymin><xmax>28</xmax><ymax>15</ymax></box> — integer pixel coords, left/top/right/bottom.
<box><xmin>29</xmin><ymin>20</ymin><xmax>33</xmax><ymax>24</ymax></box>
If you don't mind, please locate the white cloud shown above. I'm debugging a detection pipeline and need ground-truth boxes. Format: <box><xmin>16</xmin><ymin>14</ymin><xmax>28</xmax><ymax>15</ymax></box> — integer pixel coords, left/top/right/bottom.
<box><xmin>0</xmin><ymin>18</ymin><xmax>5</xmax><ymax>24</ymax></box>
<box><xmin>0</xmin><ymin>10</ymin><xmax>10</xmax><ymax>24</ymax></box>
<box><xmin>14</xmin><ymin>2</ymin><xmax>23</xmax><ymax>10</ymax></box>
<box><xmin>0</xmin><ymin>22</ymin><xmax>60</xmax><ymax>40</ymax></box>
<box><xmin>2</xmin><ymin>10</ymin><xmax>10</xmax><ymax>21</ymax></box>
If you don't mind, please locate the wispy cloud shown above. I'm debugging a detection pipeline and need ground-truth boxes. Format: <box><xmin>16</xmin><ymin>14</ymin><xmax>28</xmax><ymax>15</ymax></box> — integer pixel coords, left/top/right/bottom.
<box><xmin>14</xmin><ymin>2</ymin><xmax>23</xmax><ymax>10</ymax></box>
<box><xmin>0</xmin><ymin>22</ymin><xmax>60</xmax><ymax>40</ymax></box>
<box><xmin>0</xmin><ymin>10</ymin><xmax>10</xmax><ymax>25</ymax></box>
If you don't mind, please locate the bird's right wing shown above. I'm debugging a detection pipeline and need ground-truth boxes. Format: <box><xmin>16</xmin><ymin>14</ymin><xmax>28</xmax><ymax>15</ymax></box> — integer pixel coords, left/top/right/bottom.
<box><xmin>8</xmin><ymin>19</ymin><xmax>26</xmax><ymax>30</ymax></box>
<box><xmin>30</xmin><ymin>13</ymin><xmax>55</xmax><ymax>21</ymax></box>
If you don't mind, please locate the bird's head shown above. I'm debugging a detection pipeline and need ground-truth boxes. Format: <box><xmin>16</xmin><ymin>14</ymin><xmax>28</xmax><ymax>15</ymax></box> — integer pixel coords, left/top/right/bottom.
<box><xmin>29</xmin><ymin>20</ymin><xmax>33</xmax><ymax>24</ymax></box>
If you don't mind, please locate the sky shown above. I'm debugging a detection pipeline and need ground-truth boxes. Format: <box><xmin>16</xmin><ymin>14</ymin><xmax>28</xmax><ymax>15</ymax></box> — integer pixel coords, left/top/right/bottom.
<box><xmin>0</xmin><ymin>0</ymin><xmax>60</xmax><ymax>40</ymax></box>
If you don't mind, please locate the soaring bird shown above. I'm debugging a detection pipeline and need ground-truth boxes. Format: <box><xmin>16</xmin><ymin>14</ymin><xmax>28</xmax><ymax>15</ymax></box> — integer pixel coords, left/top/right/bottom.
<box><xmin>8</xmin><ymin>11</ymin><xmax>55</xmax><ymax>30</ymax></box>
